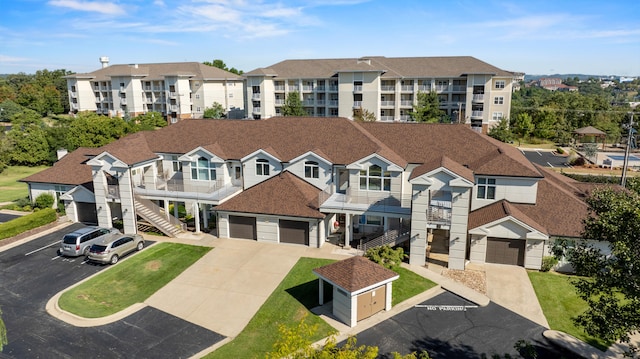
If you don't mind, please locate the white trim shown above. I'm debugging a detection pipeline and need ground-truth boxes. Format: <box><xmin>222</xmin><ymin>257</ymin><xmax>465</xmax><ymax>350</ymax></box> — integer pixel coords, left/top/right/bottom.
<box><xmin>346</xmin><ymin>153</ymin><xmax>403</xmax><ymax>172</ymax></box>
<box><xmin>288</xmin><ymin>150</ymin><xmax>332</xmax><ymax>166</ymax></box>
<box><xmin>469</xmin><ymin>216</ymin><xmax>549</xmax><ymax>240</ymax></box>
<box><xmin>178</xmin><ymin>146</ymin><xmax>225</xmax><ymax>163</ymax></box>
<box><xmin>240</xmin><ymin>148</ymin><xmax>281</xmax><ymax>163</ymax></box>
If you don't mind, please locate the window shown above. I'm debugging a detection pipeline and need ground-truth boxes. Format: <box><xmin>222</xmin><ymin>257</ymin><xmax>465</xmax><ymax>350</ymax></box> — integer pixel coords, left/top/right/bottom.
<box><xmin>256</xmin><ymin>159</ymin><xmax>270</xmax><ymax>176</ymax></box>
<box><xmin>494</xmin><ymin>96</ymin><xmax>504</xmax><ymax>105</ymax></box>
<box><xmin>304</xmin><ymin>161</ymin><xmax>319</xmax><ymax>178</ymax></box>
<box><xmin>477</xmin><ymin>178</ymin><xmax>496</xmax><ymax>199</ymax></box>
<box><xmin>495</xmin><ymin>80</ymin><xmax>505</xmax><ymax>89</ymax></box>
<box><xmin>170</xmin><ymin>155</ymin><xmax>182</xmax><ymax>172</ymax></box>
<box><xmin>195</xmin><ymin>94</ymin><xmax>200</xmax><ymax>99</ymax></box>
<box><xmin>196</xmin><ymin>106</ymin><xmax>201</xmax><ymax>112</ymax></box>
<box><xmin>359</xmin><ymin>165</ymin><xmax>391</xmax><ymax>191</ymax></box>
<box><xmin>492</xmin><ymin>112</ymin><xmax>503</xmax><ymax>121</ymax></box>
<box><xmin>191</xmin><ymin>156</ymin><xmax>216</xmax><ymax>181</ymax></box>
<box><xmin>365</xmin><ymin>216</ymin><xmax>382</xmax><ymax>225</ymax></box>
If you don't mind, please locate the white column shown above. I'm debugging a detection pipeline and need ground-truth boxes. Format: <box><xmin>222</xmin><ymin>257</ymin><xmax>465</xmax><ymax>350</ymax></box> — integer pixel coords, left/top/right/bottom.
<box><xmin>385</xmin><ymin>282</ymin><xmax>393</xmax><ymax>311</ymax></box>
<box><xmin>193</xmin><ymin>202</ymin><xmax>201</xmax><ymax>233</ymax></box>
<box><xmin>344</xmin><ymin>214</ymin><xmax>352</xmax><ymax>248</ymax></box>
<box><xmin>173</xmin><ymin>202</ymin><xmax>179</xmax><ymax>218</ymax></box>
<box><xmin>164</xmin><ymin>200</ymin><xmax>170</xmax><ymax>221</ymax></box>
<box><xmin>203</xmin><ymin>205</ymin><xmax>209</xmax><ymax>229</ymax></box>
<box><xmin>318</xmin><ymin>280</ymin><xmax>324</xmax><ymax>305</ymax></box>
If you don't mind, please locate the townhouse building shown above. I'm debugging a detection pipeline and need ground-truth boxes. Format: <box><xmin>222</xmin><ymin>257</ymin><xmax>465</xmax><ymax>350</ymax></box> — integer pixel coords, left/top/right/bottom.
<box><xmin>22</xmin><ymin>116</ymin><xmax>595</xmax><ymax>271</ymax></box>
<box><xmin>65</xmin><ymin>58</ymin><xmax>245</xmax><ymax>123</ymax></box>
<box><xmin>245</xmin><ymin>56</ymin><xmax>517</xmax><ymax>132</ymax></box>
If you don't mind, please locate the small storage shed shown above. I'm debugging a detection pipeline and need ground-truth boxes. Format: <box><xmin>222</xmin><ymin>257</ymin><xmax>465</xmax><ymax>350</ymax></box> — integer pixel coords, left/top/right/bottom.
<box><xmin>313</xmin><ymin>256</ymin><xmax>399</xmax><ymax>327</ymax></box>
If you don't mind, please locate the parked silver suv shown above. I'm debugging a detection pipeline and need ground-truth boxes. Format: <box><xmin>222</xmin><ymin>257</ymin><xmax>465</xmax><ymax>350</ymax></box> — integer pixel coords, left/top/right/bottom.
<box><xmin>59</xmin><ymin>226</ymin><xmax>121</xmax><ymax>257</ymax></box>
<box><xmin>87</xmin><ymin>234</ymin><xmax>145</xmax><ymax>265</ymax></box>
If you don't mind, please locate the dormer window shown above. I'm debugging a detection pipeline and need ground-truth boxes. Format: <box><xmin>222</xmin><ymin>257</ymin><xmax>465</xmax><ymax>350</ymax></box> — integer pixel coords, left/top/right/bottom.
<box><xmin>304</xmin><ymin>161</ymin><xmax>319</xmax><ymax>178</ymax></box>
<box><xmin>360</xmin><ymin>165</ymin><xmax>391</xmax><ymax>191</ymax></box>
<box><xmin>256</xmin><ymin>159</ymin><xmax>270</xmax><ymax>176</ymax></box>
<box><xmin>191</xmin><ymin>157</ymin><xmax>216</xmax><ymax>181</ymax></box>
<box><xmin>477</xmin><ymin>178</ymin><xmax>496</xmax><ymax>199</ymax></box>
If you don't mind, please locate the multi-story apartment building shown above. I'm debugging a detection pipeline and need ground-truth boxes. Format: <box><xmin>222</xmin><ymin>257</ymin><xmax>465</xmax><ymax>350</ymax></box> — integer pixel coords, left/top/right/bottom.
<box><xmin>23</xmin><ymin>116</ymin><xmax>597</xmax><ymax>272</ymax></box>
<box><xmin>245</xmin><ymin>56</ymin><xmax>517</xmax><ymax>132</ymax></box>
<box><xmin>65</xmin><ymin>57</ymin><xmax>245</xmax><ymax>124</ymax></box>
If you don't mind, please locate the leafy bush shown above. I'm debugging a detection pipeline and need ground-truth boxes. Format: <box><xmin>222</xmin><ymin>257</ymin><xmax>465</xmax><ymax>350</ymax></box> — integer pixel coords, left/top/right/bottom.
<box><xmin>541</xmin><ymin>256</ymin><xmax>559</xmax><ymax>272</ymax></box>
<box><xmin>34</xmin><ymin>193</ymin><xmax>54</xmax><ymax>209</ymax></box>
<box><xmin>0</xmin><ymin>208</ymin><xmax>57</xmax><ymax>240</ymax></box>
<box><xmin>364</xmin><ymin>245</ymin><xmax>406</xmax><ymax>270</ymax></box>
<box><xmin>556</xmin><ymin>147</ymin><xmax>564</xmax><ymax>154</ymax></box>
<box><xmin>570</xmin><ymin>156</ymin><xmax>586</xmax><ymax>166</ymax></box>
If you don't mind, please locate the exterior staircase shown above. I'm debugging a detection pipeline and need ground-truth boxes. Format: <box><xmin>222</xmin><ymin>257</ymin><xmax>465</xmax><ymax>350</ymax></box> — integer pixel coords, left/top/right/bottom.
<box><xmin>356</xmin><ymin>224</ymin><xmax>411</xmax><ymax>253</ymax></box>
<box><xmin>134</xmin><ymin>196</ymin><xmax>186</xmax><ymax>238</ymax></box>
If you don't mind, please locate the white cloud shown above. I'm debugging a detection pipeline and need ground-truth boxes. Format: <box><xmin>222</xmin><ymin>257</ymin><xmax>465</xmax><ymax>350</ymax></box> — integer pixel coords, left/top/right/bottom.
<box><xmin>48</xmin><ymin>0</ymin><xmax>125</xmax><ymax>15</ymax></box>
<box><xmin>0</xmin><ymin>55</ymin><xmax>31</xmax><ymax>63</ymax></box>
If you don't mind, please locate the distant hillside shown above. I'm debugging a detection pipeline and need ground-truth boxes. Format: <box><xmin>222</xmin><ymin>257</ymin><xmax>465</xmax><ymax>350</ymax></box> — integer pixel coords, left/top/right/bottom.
<box><xmin>524</xmin><ymin>74</ymin><xmax>616</xmax><ymax>82</ymax></box>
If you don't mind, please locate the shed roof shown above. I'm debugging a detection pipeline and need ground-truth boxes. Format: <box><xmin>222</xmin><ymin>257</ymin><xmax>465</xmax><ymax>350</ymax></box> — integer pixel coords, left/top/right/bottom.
<box><xmin>313</xmin><ymin>256</ymin><xmax>399</xmax><ymax>293</ymax></box>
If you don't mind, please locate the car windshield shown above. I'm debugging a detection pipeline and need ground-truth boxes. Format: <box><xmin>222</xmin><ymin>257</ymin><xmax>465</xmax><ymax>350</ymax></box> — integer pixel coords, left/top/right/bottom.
<box><xmin>90</xmin><ymin>245</ymin><xmax>107</xmax><ymax>252</ymax></box>
<box><xmin>62</xmin><ymin>235</ymin><xmax>78</xmax><ymax>244</ymax></box>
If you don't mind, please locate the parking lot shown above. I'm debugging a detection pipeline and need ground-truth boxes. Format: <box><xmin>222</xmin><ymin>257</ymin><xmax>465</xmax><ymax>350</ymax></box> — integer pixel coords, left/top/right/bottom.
<box><xmin>0</xmin><ymin>224</ymin><xmax>224</xmax><ymax>358</ymax></box>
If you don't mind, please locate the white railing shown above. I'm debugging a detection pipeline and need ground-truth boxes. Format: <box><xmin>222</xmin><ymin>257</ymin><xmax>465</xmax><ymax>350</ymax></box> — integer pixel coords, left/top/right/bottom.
<box><xmin>329</xmin><ymin>86</ymin><xmax>338</xmax><ymax>92</ymax></box>
<box><xmin>274</xmin><ymin>86</ymin><xmax>285</xmax><ymax>91</ymax></box>
<box><xmin>316</xmin><ymin>86</ymin><xmax>325</xmax><ymax>91</ymax></box>
<box><xmin>400</xmin><ymin>100</ymin><xmax>413</xmax><ymax>107</ymax></box>
<box><xmin>120</xmin><ymin>98</ymin><xmax>127</xmax><ymax>105</ymax></box>
<box><xmin>381</xmin><ymin>85</ymin><xmax>395</xmax><ymax>91</ymax></box>
<box><xmin>252</xmin><ymin>93</ymin><xmax>261</xmax><ymax>100</ymax></box>
<box><xmin>316</xmin><ymin>100</ymin><xmax>325</xmax><ymax>105</ymax></box>
<box><xmin>380</xmin><ymin>100</ymin><xmax>394</xmax><ymax>106</ymax></box>
<box><xmin>275</xmin><ymin>99</ymin><xmax>284</xmax><ymax>105</ymax></box>
<box><xmin>401</xmin><ymin>85</ymin><xmax>413</xmax><ymax>92</ymax></box>
<box><xmin>134</xmin><ymin>195</ymin><xmax>186</xmax><ymax>231</ymax></box>
<box><xmin>253</xmin><ymin>107</ymin><xmax>261</xmax><ymax>114</ymax></box>
<box><xmin>353</xmin><ymin>101</ymin><xmax>362</xmax><ymax>108</ymax></box>
<box><xmin>329</xmin><ymin>100</ymin><xmax>338</xmax><ymax>106</ymax></box>
<box><xmin>288</xmin><ymin>85</ymin><xmax>299</xmax><ymax>92</ymax></box>
<box><xmin>380</xmin><ymin>116</ymin><xmax>394</xmax><ymax>122</ymax></box>
<box><xmin>435</xmin><ymin>85</ymin><xmax>450</xmax><ymax>92</ymax></box>
<box><xmin>399</xmin><ymin>115</ymin><xmax>412</xmax><ymax>122</ymax></box>
<box><xmin>452</xmin><ymin>85</ymin><xmax>466</xmax><ymax>92</ymax></box>
<box><xmin>417</xmin><ymin>85</ymin><xmax>430</xmax><ymax>92</ymax></box>
<box><xmin>302</xmin><ymin>86</ymin><xmax>314</xmax><ymax>92</ymax></box>
<box><xmin>471</xmin><ymin>110</ymin><xmax>483</xmax><ymax>117</ymax></box>
<box><xmin>353</xmin><ymin>85</ymin><xmax>363</xmax><ymax>92</ymax></box>
<box><xmin>473</xmin><ymin>94</ymin><xmax>484</xmax><ymax>101</ymax></box>
<box><xmin>304</xmin><ymin>100</ymin><xmax>315</xmax><ymax>105</ymax></box>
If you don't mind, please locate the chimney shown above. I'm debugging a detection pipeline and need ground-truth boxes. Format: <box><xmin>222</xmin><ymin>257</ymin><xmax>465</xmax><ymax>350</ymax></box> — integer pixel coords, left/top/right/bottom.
<box><xmin>99</xmin><ymin>56</ymin><xmax>109</xmax><ymax>68</ymax></box>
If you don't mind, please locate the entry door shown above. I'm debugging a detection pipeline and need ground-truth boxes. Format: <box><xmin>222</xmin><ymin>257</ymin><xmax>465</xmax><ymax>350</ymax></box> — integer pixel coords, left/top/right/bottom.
<box><xmin>357</xmin><ymin>285</ymin><xmax>386</xmax><ymax>321</ymax></box>
<box><xmin>337</xmin><ymin>169</ymin><xmax>349</xmax><ymax>194</ymax></box>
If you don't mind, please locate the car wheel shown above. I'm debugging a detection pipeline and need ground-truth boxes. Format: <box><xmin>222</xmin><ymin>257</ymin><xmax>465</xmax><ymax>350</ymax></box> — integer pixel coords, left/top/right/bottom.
<box><xmin>110</xmin><ymin>255</ymin><xmax>119</xmax><ymax>265</ymax></box>
<box><xmin>137</xmin><ymin>242</ymin><xmax>144</xmax><ymax>251</ymax></box>
<box><xmin>83</xmin><ymin>247</ymin><xmax>90</xmax><ymax>256</ymax></box>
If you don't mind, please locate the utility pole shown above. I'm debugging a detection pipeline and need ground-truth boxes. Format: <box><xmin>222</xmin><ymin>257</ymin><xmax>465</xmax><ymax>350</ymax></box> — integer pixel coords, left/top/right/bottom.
<box><xmin>621</xmin><ymin>112</ymin><xmax>635</xmax><ymax>188</ymax></box>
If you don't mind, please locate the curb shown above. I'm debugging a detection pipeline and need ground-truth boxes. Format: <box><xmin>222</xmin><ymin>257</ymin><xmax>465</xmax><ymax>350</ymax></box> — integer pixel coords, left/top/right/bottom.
<box><xmin>46</xmin><ymin>290</ymin><xmax>147</xmax><ymax>327</ymax></box>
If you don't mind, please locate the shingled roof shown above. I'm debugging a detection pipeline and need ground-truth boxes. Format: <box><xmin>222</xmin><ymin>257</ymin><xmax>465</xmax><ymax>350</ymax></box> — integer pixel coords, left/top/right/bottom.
<box><xmin>214</xmin><ymin>171</ymin><xmax>325</xmax><ymax>219</ymax></box>
<box><xmin>66</xmin><ymin>62</ymin><xmax>243</xmax><ymax>82</ymax></box>
<box><xmin>313</xmin><ymin>256</ymin><xmax>399</xmax><ymax>293</ymax></box>
<box><xmin>20</xmin><ymin>147</ymin><xmax>101</xmax><ymax>188</ymax></box>
<box><xmin>468</xmin><ymin>200</ymin><xmax>548</xmax><ymax>235</ymax></box>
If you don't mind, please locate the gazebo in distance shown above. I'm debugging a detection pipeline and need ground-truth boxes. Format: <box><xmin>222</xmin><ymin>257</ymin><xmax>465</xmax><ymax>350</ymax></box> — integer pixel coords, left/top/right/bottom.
<box><xmin>573</xmin><ymin>126</ymin><xmax>607</xmax><ymax>150</ymax></box>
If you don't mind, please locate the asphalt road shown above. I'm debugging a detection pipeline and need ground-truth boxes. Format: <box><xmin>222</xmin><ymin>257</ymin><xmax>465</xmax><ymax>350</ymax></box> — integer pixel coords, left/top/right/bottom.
<box><xmin>0</xmin><ymin>224</ymin><xmax>224</xmax><ymax>358</ymax></box>
<box><xmin>520</xmin><ymin>149</ymin><xmax>571</xmax><ymax>168</ymax></box>
<box><xmin>351</xmin><ymin>291</ymin><xmax>575</xmax><ymax>359</ymax></box>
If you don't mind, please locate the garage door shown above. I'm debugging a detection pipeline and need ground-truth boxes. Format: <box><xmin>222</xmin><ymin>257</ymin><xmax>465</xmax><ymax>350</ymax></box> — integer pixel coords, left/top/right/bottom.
<box><xmin>486</xmin><ymin>238</ymin><xmax>525</xmax><ymax>266</ymax></box>
<box><xmin>76</xmin><ymin>202</ymin><xmax>98</xmax><ymax>224</ymax></box>
<box><xmin>279</xmin><ymin>220</ymin><xmax>309</xmax><ymax>245</ymax></box>
<box><xmin>229</xmin><ymin>216</ymin><xmax>256</xmax><ymax>240</ymax></box>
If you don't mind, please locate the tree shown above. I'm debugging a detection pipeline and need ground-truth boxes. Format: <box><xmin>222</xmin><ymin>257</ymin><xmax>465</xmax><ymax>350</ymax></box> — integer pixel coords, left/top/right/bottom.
<box><xmin>133</xmin><ymin>111</ymin><xmax>166</xmax><ymax>130</ymax></box>
<box><xmin>281</xmin><ymin>92</ymin><xmax>306</xmax><ymax>116</ymax></box>
<box><xmin>552</xmin><ymin>186</ymin><xmax>640</xmax><ymax>352</ymax></box>
<box><xmin>488</xmin><ymin>117</ymin><xmax>513</xmax><ymax>143</ymax></box>
<box><xmin>409</xmin><ymin>91</ymin><xmax>444</xmax><ymax>123</ymax></box>
<box><xmin>353</xmin><ymin>107</ymin><xmax>377</xmax><ymax>122</ymax></box>
<box><xmin>6</xmin><ymin>110</ymin><xmax>50</xmax><ymax>165</ymax></box>
<box><xmin>512</xmin><ymin>113</ymin><xmax>534</xmax><ymax>145</ymax></box>
<box><xmin>203</xmin><ymin>102</ymin><xmax>226</xmax><ymax>119</ymax></box>
<box><xmin>0</xmin><ymin>100</ymin><xmax>24</xmax><ymax>122</ymax></box>
<box><xmin>203</xmin><ymin>59</ymin><xmax>243</xmax><ymax>75</ymax></box>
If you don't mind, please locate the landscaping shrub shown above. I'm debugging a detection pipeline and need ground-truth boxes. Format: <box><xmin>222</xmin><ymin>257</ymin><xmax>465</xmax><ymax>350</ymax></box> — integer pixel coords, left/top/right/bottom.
<box><xmin>0</xmin><ymin>208</ymin><xmax>57</xmax><ymax>240</ymax></box>
<box><xmin>34</xmin><ymin>193</ymin><xmax>54</xmax><ymax>209</ymax></box>
<box><xmin>570</xmin><ymin>156</ymin><xmax>586</xmax><ymax>166</ymax></box>
<box><xmin>364</xmin><ymin>246</ymin><xmax>405</xmax><ymax>270</ymax></box>
<box><xmin>541</xmin><ymin>256</ymin><xmax>558</xmax><ymax>272</ymax></box>
<box><xmin>556</xmin><ymin>147</ymin><xmax>564</xmax><ymax>154</ymax></box>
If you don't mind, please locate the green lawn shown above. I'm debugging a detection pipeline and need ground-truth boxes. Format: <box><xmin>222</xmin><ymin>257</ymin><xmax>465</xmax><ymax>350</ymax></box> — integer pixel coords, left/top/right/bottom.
<box><xmin>58</xmin><ymin>242</ymin><xmax>211</xmax><ymax>318</ymax></box>
<box><xmin>393</xmin><ymin>266</ymin><xmax>437</xmax><ymax>305</ymax></box>
<box><xmin>0</xmin><ymin>165</ymin><xmax>49</xmax><ymax>203</ymax></box>
<box><xmin>206</xmin><ymin>258</ymin><xmax>436</xmax><ymax>359</ymax></box>
<box><xmin>528</xmin><ymin>271</ymin><xmax>610</xmax><ymax>350</ymax></box>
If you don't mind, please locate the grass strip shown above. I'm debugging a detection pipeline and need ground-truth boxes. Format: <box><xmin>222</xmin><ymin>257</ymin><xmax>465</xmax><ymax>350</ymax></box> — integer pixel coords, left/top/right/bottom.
<box><xmin>59</xmin><ymin>242</ymin><xmax>211</xmax><ymax>318</ymax></box>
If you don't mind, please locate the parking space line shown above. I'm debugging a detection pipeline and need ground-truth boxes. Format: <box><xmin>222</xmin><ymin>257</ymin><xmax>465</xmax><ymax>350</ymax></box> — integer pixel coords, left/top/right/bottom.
<box><xmin>25</xmin><ymin>241</ymin><xmax>59</xmax><ymax>256</ymax></box>
<box><xmin>546</xmin><ymin>162</ymin><xmax>554</xmax><ymax>168</ymax></box>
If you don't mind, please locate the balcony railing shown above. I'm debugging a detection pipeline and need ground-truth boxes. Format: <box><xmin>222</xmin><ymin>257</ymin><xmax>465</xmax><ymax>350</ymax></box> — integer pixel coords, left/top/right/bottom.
<box><xmin>380</xmin><ymin>100</ymin><xmax>394</xmax><ymax>107</ymax></box>
<box><xmin>120</xmin><ymin>98</ymin><xmax>127</xmax><ymax>105</ymax></box>
<box><xmin>353</xmin><ymin>101</ymin><xmax>362</xmax><ymax>108</ymax></box>
<box><xmin>303</xmin><ymin>100</ymin><xmax>314</xmax><ymax>106</ymax></box>
<box><xmin>252</xmin><ymin>93</ymin><xmax>261</xmax><ymax>100</ymax></box>
<box><xmin>253</xmin><ymin>107</ymin><xmax>261</xmax><ymax>114</ymax></box>
<box><xmin>452</xmin><ymin>85</ymin><xmax>466</xmax><ymax>92</ymax></box>
<box><xmin>170</xmin><ymin>104</ymin><xmax>178</xmax><ymax>111</ymax></box>
<box><xmin>316</xmin><ymin>86</ymin><xmax>325</xmax><ymax>92</ymax></box>
<box><xmin>380</xmin><ymin>116</ymin><xmax>394</xmax><ymax>122</ymax></box>
<box><xmin>169</xmin><ymin>92</ymin><xmax>177</xmax><ymax>98</ymax></box>
<box><xmin>435</xmin><ymin>85</ymin><xmax>450</xmax><ymax>92</ymax></box>
<box><xmin>400</xmin><ymin>85</ymin><xmax>413</xmax><ymax>92</ymax></box>
<box><xmin>353</xmin><ymin>85</ymin><xmax>363</xmax><ymax>92</ymax></box>
<box><xmin>400</xmin><ymin>100</ymin><xmax>413</xmax><ymax>107</ymax></box>
<box><xmin>417</xmin><ymin>85</ymin><xmax>430</xmax><ymax>92</ymax></box>
<box><xmin>329</xmin><ymin>86</ymin><xmax>338</xmax><ymax>92</ymax></box>
<box><xmin>319</xmin><ymin>186</ymin><xmax>412</xmax><ymax>214</ymax></box>
<box><xmin>399</xmin><ymin>115</ymin><xmax>412</xmax><ymax>122</ymax></box>
<box><xmin>473</xmin><ymin>94</ymin><xmax>484</xmax><ymax>102</ymax></box>
<box><xmin>329</xmin><ymin>100</ymin><xmax>338</xmax><ymax>107</ymax></box>
<box><xmin>274</xmin><ymin>86</ymin><xmax>285</xmax><ymax>91</ymax></box>
<box><xmin>275</xmin><ymin>99</ymin><xmax>284</xmax><ymax>105</ymax></box>
<box><xmin>471</xmin><ymin>110</ymin><xmax>483</xmax><ymax>118</ymax></box>
<box><xmin>288</xmin><ymin>85</ymin><xmax>299</xmax><ymax>92</ymax></box>
<box><xmin>427</xmin><ymin>205</ymin><xmax>452</xmax><ymax>226</ymax></box>
<box><xmin>381</xmin><ymin>85</ymin><xmax>395</xmax><ymax>92</ymax></box>
<box><xmin>302</xmin><ymin>86</ymin><xmax>314</xmax><ymax>92</ymax></box>
<box><xmin>316</xmin><ymin>99</ymin><xmax>325</xmax><ymax>106</ymax></box>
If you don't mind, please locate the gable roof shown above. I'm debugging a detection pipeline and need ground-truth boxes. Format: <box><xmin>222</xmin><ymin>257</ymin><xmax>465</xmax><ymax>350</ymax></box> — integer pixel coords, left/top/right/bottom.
<box><xmin>313</xmin><ymin>256</ymin><xmax>399</xmax><ymax>293</ymax></box>
<box><xmin>410</xmin><ymin>155</ymin><xmax>475</xmax><ymax>182</ymax></box>
<box><xmin>20</xmin><ymin>147</ymin><xmax>100</xmax><ymax>188</ymax></box>
<box><xmin>214</xmin><ymin>172</ymin><xmax>324</xmax><ymax>219</ymax></box>
<box><xmin>469</xmin><ymin>200</ymin><xmax>548</xmax><ymax>235</ymax></box>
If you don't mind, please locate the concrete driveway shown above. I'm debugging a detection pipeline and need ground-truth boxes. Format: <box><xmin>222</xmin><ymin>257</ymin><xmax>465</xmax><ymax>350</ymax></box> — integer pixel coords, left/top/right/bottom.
<box><xmin>145</xmin><ymin>236</ymin><xmax>350</xmax><ymax>339</ymax></box>
<box><xmin>484</xmin><ymin>263</ymin><xmax>549</xmax><ymax>328</ymax></box>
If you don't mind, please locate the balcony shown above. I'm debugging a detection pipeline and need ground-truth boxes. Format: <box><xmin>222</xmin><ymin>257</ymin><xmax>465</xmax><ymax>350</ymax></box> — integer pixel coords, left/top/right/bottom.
<box><xmin>316</xmin><ymin>86</ymin><xmax>325</xmax><ymax>92</ymax></box>
<box><xmin>400</xmin><ymin>85</ymin><xmax>413</xmax><ymax>92</ymax></box>
<box><xmin>169</xmin><ymin>92</ymin><xmax>177</xmax><ymax>98</ymax></box>
<box><xmin>381</xmin><ymin>85</ymin><xmax>395</xmax><ymax>92</ymax></box>
<box><xmin>435</xmin><ymin>85</ymin><xmax>450</xmax><ymax>92</ymax></box>
<box><xmin>471</xmin><ymin>110</ymin><xmax>483</xmax><ymax>118</ymax></box>
<box><xmin>329</xmin><ymin>86</ymin><xmax>338</xmax><ymax>92</ymax></box>
<box><xmin>353</xmin><ymin>101</ymin><xmax>362</xmax><ymax>108</ymax></box>
<box><xmin>380</xmin><ymin>116</ymin><xmax>394</xmax><ymax>122</ymax></box>
<box><xmin>253</xmin><ymin>107</ymin><xmax>261</xmax><ymax>114</ymax></box>
<box><xmin>71</xmin><ymin>103</ymin><xmax>78</xmax><ymax>109</ymax></box>
<box><xmin>302</xmin><ymin>86</ymin><xmax>314</xmax><ymax>92</ymax></box>
<box><xmin>106</xmin><ymin>185</ymin><xmax>120</xmax><ymax>200</ymax></box>
<box><xmin>353</xmin><ymin>85</ymin><xmax>363</xmax><ymax>93</ymax></box>
<box><xmin>452</xmin><ymin>85</ymin><xmax>466</xmax><ymax>92</ymax></box>
<box><xmin>329</xmin><ymin>100</ymin><xmax>338</xmax><ymax>107</ymax></box>
<box><xmin>120</xmin><ymin>98</ymin><xmax>127</xmax><ymax>105</ymax></box>
<box><xmin>120</xmin><ymin>87</ymin><xmax>126</xmax><ymax>93</ymax></box>
<box><xmin>400</xmin><ymin>100</ymin><xmax>413</xmax><ymax>107</ymax></box>
<box><xmin>319</xmin><ymin>187</ymin><xmax>412</xmax><ymax>215</ymax></box>
<box><xmin>303</xmin><ymin>100</ymin><xmax>315</xmax><ymax>106</ymax></box>
<box><xmin>153</xmin><ymin>86</ymin><xmax>163</xmax><ymax>91</ymax></box>
<box><xmin>252</xmin><ymin>93</ymin><xmax>261</xmax><ymax>100</ymax></box>
<box><xmin>134</xmin><ymin>177</ymin><xmax>243</xmax><ymax>203</ymax></box>
<box><xmin>170</xmin><ymin>104</ymin><xmax>179</xmax><ymax>111</ymax></box>
<box><xmin>380</xmin><ymin>100</ymin><xmax>394</xmax><ymax>107</ymax></box>
<box><xmin>288</xmin><ymin>85</ymin><xmax>299</xmax><ymax>92</ymax></box>
<box><xmin>417</xmin><ymin>85</ymin><xmax>430</xmax><ymax>92</ymax></box>
<box><xmin>399</xmin><ymin>115</ymin><xmax>411</xmax><ymax>122</ymax></box>
<box><xmin>472</xmin><ymin>94</ymin><xmax>485</xmax><ymax>102</ymax></box>
<box><xmin>274</xmin><ymin>86</ymin><xmax>285</xmax><ymax>91</ymax></box>
<box><xmin>275</xmin><ymin>99</ymin><xmax>284</xmax><ymax>105</ymax></box>
<box><xmin>70</xmin><ymin>92</ymin><xmax>77</xmax><ymax>98</ymax></box>
<box><xmin>316</xmin><ymin>99</ymin><xmax>326</xmax><ymax>106</ymax></box>
<box><xmin>427</xmin><ymin>204</ymin><xmax>452</xmax><ymax>227</ymax></box>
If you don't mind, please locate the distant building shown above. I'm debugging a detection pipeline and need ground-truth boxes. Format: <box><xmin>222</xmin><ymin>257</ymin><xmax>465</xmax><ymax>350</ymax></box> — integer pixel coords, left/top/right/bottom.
<box><xmin>620</xmin><ymin>76</ymin><xmax>637</xmax><ymax>83</ymax></box>
<box><xmin>65</xmin><ymin>58</ymin><xmax>246</xmax><ymax>124</ymax></box>
<box><xmin>533</xmin><ymin>77</ymin><xmax>578</xmax><ymax>92</ymax></box>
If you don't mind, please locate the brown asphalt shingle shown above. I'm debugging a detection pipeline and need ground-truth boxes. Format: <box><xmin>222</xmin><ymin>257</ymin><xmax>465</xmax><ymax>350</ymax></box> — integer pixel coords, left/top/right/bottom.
<box><xmin>468</xmin><ymin>200</ymin><xmax>548</xmax><ymax>235</ymax></box>
<box><xmin>410</xmin><ymin>155</ymin><xmax>475</xmax><ymax>182</ymax></box>
<box><xmin>313</xmin><ymin>256</ymin><xmax>399</xmax><ymax>292</ymax></box>
<box><xmin>66</xmin><ymin>62</ymin><xmax>243</xmax><ymax>82</ymax></box>
<box><xmin>20</xmin><ymin>147</ymin><xmax>101</xmax><ymax>187</ymax></box>
<box><xmin>214</xmin><ymin>171</ymin><xmax>324</xmax><ymax>219</ymax></box>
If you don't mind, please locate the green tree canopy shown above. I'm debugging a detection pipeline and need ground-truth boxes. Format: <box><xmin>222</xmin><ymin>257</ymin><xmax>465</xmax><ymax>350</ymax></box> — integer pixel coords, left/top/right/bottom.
<box><xmin>6</xmin><ymin>110</ymin><xmax>50</xmax><ymax>165</ymax></box>
<box><xmin>203</xmin><ymin>59</ymin><xmax>243</xmax><ymax>75</ymax></box>
<box><xmin>553</xmin><ymin>186</ymin><xmax>640</xmax><ymax>350</ymax></box>
<box><xmin>0</xmin><ymin>100</ymin><xmax>25</xmax><ymax>122</ymax></box>
<box><xmin>488</xmin><ymin>117</ymin><xmax>513</xmax><ymax>143</ymax></box>
<box><xmin>353</xmin><ymin>107</ymin><xmax>377</xmax><ymax>122</ymax></box>
<box><xmin>281</xmin><ymin>92</ymin><xmax>306</xmax><ymax>116</ymax></box>
<box><xmin>203</xmin><ymin>102</ymin><xmax>226</xmax><ymax>119</ymax></box>
<box><xmin>409</xmin><ymin>91</ymin><xmax>445</xmax><ymax>123</ymax></box>
<box><xmin>133</xmin><ymin>111</ymin><xmax>167</xmax><ymax>130</ymax></box>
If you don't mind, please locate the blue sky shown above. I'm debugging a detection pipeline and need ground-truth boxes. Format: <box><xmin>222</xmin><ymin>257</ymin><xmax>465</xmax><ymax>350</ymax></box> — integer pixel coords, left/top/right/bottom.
<box><xmin>1</xmin><ymin>0</ymin><xmax>638</xmax><ymax>76</ymax></box>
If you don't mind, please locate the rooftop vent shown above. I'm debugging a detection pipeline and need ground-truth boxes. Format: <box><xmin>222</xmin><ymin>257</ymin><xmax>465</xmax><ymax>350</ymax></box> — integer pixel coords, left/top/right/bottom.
<box><xmin>357</xmin><ymin>58</ymin><xmax>371</xmax><ymax>65</ymax></box>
